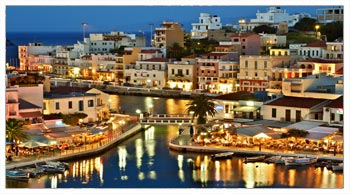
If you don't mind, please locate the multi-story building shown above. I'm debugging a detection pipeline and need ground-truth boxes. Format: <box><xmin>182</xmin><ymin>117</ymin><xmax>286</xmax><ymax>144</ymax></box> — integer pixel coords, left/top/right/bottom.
<box><xmin>196</xmin><ymin>51</ymin><xmax>237</xmax><ymax>93</ymax></box>
<box><xmin>125</xmin><ymin>58</ymin><xmax>169</xmax><ymax>88</ymax></box>
<box><xmin>229</xmin><ymin>33</ymin><xmax>260</xmax><ymax>55</ymax></box>
<box><xmin>52</xmin><ymin>51</ymin><xmax>69</xmax><ymax>77</ymax></box>
<box><xmin>153</xmin><ymin>21</ymin><xmax>185</xmax><ymax>49</ymax></box>
<box><xmin>167</xmin><ymin>61</ymin><xmax>195</xmax><ymax>91</ymax></box>
<box><xmin>297</xmin><ymin>41</ymin><xmax>344</xmax><ymax>61</ymax></box>
<box><xmin>5</xmin><ymin>74</ymin><xmax>43</xmax><ymax>124</ymax></box>
<box><xmin>191</xmin><ymin>13</ymin><xmax>222</xmax><ymax>39</ymax></box>
<box><xmin>316</xmin><ymin>6</ymin><xmax>344</xmax><ymax>23</ymax></box>
<box><xmin>281</xmin><ymin>73</ymin><xmax>343</xmax><ymax>100</ymax></box>
<box><xmin>18</xmin><ymin>43</ymin><xmax>63</xmax><ymax>71</ymax></box>
<box><xmin>238</xmin><ymin>55</ymin><xmax>298</xmax><ymax>92</ymax></box>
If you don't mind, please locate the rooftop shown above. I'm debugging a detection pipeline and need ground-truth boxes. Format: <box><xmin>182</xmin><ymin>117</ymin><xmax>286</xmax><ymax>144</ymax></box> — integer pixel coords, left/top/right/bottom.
<box><xmin>325</xmin><ymin>96</ymin><xmax>343</xmax><ymax>109</ymax></box>
<box><xmin>213</xmin><ymin>91</ymin><xmax>256</xmax><ymax>101</ymax></box>
<box><xmin>44</xmin><ymin>92</ymin><xmax>97</xmax><ymax>99</ymax></box>
<box><xmin>19</xmin><ymin>99</ymin><xmax>42</xmax><ymax>110</ymax></box>
<box><xmin>265</xmin><ymin>96</ymin><xmax>328</xmax><ymax>108</ymax></box>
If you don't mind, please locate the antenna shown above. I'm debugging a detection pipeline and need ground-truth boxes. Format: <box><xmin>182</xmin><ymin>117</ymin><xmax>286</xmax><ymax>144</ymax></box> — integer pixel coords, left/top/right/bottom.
<box><xmin>82</xmin><ymin>22</ymin><xmax>88</xmax><ymax>40</ymax></box>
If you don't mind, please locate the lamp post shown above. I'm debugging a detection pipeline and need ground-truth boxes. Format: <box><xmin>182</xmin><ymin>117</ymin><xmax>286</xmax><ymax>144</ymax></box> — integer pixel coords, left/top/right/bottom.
<box><xmin>315</xmin><ymin>25</ymin><xmax>320</xmax><ymax>40</ymax></box>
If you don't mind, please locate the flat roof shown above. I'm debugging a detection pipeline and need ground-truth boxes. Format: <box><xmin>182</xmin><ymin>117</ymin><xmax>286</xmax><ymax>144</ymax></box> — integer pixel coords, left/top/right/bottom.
<box><xmin>44</xmin><ymin>92</ymin><xmax>97</xmax><ymax>99</ymax></box>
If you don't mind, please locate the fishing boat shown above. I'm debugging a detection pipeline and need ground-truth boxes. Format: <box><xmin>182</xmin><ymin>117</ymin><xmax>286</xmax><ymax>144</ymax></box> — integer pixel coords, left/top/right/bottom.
<box><xmin>45</xmin><ymin>161</ymin><xmax>69</xmax><ymax>169</ymax></box>
<box><xmin>264</xmin><ymin>155</ymin><xmax>282</xmax><ymax>163</ymax></box>
<box><xmin>243</xmin><ymin>155</ymin><xmax>265</xmax><ymax>163</ymax></box>
<box><xmin>284</xmin><ymin>156</ymin><xmax>318</xmax><ymax>166</ymax></box>
<box><xmin>6</xmin><ymin>170</ymin><xmax>30</xmax><ymax>181</ymax></box>
<box><xmin>211</xmin><ymin>152</ymin><xmax>235</xmax><ymax>160</ymax></box>
<box><xmin>35</xmin><ymin>163</ymin><xmax>66</xmax><ymax>174</ymax></box>
<box><xmin>331</xmin><ymin>163</ymin><xmax>343</xmax><ymax>171</ymax></box>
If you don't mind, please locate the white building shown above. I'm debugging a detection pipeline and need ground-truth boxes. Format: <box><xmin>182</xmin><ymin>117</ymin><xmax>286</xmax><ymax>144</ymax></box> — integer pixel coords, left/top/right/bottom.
<box><xmin>282</xmin><ymin>74</ymin><xmax>343</xmax><ymax>100</ymax></box>
<box><xmin>43</xmin><ymin>92</ymin><xmax>103</xmax><ymax>123</ymax></box>
<box><xmin>191</xmin><ymin>13</ymin><xmax>222</xmax><ymax>39</ymax></box>
<box><xmin>125</xmin><ymin>58</ymin><xmax>169</xmax><ymax>88</ymax></box>
<box><xmin>167</xmin><ymin>61</ymin><xmax>195</xmax><ymax>91</ymax></box>
<box><xmin>322</xmin><ymin>96</ymin><xmax>343</xmax><ymax>127</ymax></box>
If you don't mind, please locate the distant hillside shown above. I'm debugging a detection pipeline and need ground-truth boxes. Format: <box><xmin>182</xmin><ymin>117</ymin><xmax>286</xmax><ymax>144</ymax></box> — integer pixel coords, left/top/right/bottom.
<box><xmin>6</xmin><ymin>39</ymin><xmax>15</xmax><ymax>46</ymax></box>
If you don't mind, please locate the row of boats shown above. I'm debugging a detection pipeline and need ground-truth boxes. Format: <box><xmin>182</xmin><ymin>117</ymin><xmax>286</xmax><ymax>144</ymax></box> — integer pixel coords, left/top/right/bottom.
<box><xmin>210</xmin><ymin>152</ymin><xmax>343</xmax><ymax>170</ymax></box>
<box><xmin>6</xmin><ymin>161</ymin><xmax>69</xmax><ymax>181</ymax></box>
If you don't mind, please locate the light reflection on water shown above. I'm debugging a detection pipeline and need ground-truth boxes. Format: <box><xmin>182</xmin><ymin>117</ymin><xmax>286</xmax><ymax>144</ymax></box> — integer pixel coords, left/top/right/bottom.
<box><xmin>6</xmin><ymin>95</ymin><xmax>343</xmax><ymax>189</ymax></box>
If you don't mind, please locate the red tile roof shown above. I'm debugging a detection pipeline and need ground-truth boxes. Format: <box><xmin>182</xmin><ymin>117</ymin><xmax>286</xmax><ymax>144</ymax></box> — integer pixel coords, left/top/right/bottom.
<box><xmin>19</xmin><ymin>111</ymin><xmax>42</xmax><ymax>118</ymax></box>
<box><xmin>182</xmin><ymin>54</ymin><xmax>196</xmax><ymax>59</ymax></box>
<box><xmin>304</xmin><ymin>41</ymin><xmax>327</xmax><ymax>48</ymax></box>
<box><xmin>265</xmin><ymin>96</ymin><xmax>328</xmax><ymax>108</ymax></box>
<box><xmin>213</xmin><ymin>91</ymin><xmax>256</xmax><ymax>101</ymax></box>
<box><xmin>49</xmin><ymin>86</ymin><xmax>90</xmax><ymax>94</ymax></box>
<box><xmin>140</xmin><ymin>49</ymin><xmax>162</xmax><ymax>54</ymax></box>
<box><xmin>325</xmin><ymin>96</ymin><xmax>343</xmax><ymax>109</ymax></box>
<box><xmin>141</xmin><ymin>58</ymin><xmax>169</xmax><ymax>62</ymax></box>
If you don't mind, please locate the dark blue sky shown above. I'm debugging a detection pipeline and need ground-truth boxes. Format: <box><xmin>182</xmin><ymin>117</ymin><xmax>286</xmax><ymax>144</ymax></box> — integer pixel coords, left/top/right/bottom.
<box><xmin>6</xmin><ymin>6</ymin><xmax>329</xmax><ymax>33</ymax></box>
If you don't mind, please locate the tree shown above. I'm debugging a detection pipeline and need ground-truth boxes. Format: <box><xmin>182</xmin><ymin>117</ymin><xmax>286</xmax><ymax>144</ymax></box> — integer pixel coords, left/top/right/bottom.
<box><xmin>186</xmin><ymin>94</ymin><xmax>217</xmax><ymax>124</ymax></box>
<box><xmin>253</xmin><ymin>25</ymin><xmax>277</xmax><ymax>34</ymax></box>
<box><xmin>62</xmin><ymin>112</ymin><xmax>88</xmax><ymax>126</ymax></box>
<box><xmin>166</xmin><ymin>42</ymin><xmax>184</xmax><ymax>60</ymax></box>
<box><xmin>6</xmin><ymin>119</ymin><xmax>29</xmax><ymax>144</ymax></box>
<box><xmin>293</xmin><ymin>18</ymin><xmax>317</xmax><ymax>31</ymax></box>
<box><xmin>321</xmin><ymin>21</ymin><xmax>343</xmax><ymax>42</ymax></box>
<box><xmin>281</xmin><ymin>128</ymin><xmax>309</xmax><ymax>141</ymax></box>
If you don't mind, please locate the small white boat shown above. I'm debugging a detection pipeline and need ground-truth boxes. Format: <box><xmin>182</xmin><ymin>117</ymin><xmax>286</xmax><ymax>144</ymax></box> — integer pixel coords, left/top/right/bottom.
<box><xmin>284</xmin><ymin>156</ymin><xmax>318</xmax><ymax>166</ymax></box>
<box><xmin>211</xmin><ymin>152</ymin><xmax>235</xmax><ymax>160</ymax></box>
<box><xmin>331</xmin><ymin>163</ymin><xmax>343</xmax><ymax>171</ymax></box>
<box><xmin>264</xmin><ymin>155</ymin><xmax>282</xmax><ymax>163</ymax></box>
<box><xmin>243</xmin><ymin>155</ymin><xmax>265</xmax><ymax>163</ymax></box>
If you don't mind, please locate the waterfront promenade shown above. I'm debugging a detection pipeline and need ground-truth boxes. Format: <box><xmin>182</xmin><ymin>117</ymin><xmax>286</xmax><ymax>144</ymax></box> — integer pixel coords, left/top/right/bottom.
<box><xmin>169</xmin><ymin>127</ymin><xmax>343</xmax><ymax>162</ymax></box>
<box><xmin>6</xmin><ymin>120</ymin><xmax>343</xmax><ymax>170</ymax></box>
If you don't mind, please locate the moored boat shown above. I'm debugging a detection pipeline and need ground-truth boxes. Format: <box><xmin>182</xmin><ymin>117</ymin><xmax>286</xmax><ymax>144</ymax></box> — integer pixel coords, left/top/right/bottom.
<box><xmin>6</xmin><ymin>170</ymin><xmax>30</xmax><ymax>181</ymax></box>
<box><xmin>35</xmin><ymin>163</ymin><xmax>66</xmax><ymax>174</ymax></box>
<box><xmin>275</xmin><ymin>156</ymin><xmax>298</xmax><ymax>164</ymax></box>
<box><xmin>331</xmin><ymin>163</ymin><xmax>343</xmax><ymax>171</ymax></box>
<box><xmin>45</xmin><ymin>161</ymin><xmax>69</xmax><ymax>169</ymax></box>
<box><xmin>264</xmin><ymin>155</ymin><xmax>282</xmax><ymax>163</ymax></box>
<box><xmin>243</xmin><ymin>155</ymin><xmax>265</xmax><ymax>163</ymax></box>
<box><xmin>284</xmin><ymin>156</ymin><xmax>318</xmax><ymax>166</ymax></box>
<box><xmin>211</xmin><ymin>152</ymin><xmax>234</xmax><ymax>160</ymax></box>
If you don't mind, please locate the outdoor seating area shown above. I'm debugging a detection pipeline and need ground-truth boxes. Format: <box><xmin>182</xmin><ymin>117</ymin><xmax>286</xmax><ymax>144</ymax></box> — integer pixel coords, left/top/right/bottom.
<box><xmin>190</xmin><ymin>122</ymin><xmax>343</xmax><ymax>156</ymax></box>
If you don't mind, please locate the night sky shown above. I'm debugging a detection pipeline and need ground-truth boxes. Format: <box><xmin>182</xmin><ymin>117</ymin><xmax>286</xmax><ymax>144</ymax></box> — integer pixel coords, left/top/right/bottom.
<box><xmin>6</xmin><ymin>5</ymin><xmax>329</xmax><ymax>33</ymax></box>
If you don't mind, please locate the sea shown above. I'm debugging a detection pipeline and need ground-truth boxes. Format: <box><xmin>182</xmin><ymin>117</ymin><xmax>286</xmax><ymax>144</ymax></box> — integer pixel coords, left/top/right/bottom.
<box><xmin>5</xmin><ymin>31</ymin><xmax>152</xmax><ymax>67</ymax></box>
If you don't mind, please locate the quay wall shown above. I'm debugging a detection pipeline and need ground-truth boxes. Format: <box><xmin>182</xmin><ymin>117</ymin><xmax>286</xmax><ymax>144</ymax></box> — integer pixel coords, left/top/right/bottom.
<box><xmin>6</xmin><ymin>124</ymin><xmax>145</xmax><ymax>170</ymax></box>
<box><xmin>168</xmin><ymin>140</ymin><xmax>343</xmax><ymax>162</ymax></box>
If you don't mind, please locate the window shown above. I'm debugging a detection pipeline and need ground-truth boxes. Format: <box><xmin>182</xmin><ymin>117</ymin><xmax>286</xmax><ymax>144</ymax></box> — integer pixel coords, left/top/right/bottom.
<box><xmin>245</xmin><ymin>60</ymin><xmax>248</xmax><ymax>68</ymax></box>
<box><xmin>43</xmin><ymin>102</ymin><xmax>46</xmax><ymax>110</ymax></box>
<box><xmin>172</xmin><ymin>69</ymin><xmax>174</xmax><ymax>75</ymax></box>
<box><xmin>255</xmin><ymin>72</ymin><xmax>258</xmax><ymax>77</ymax></box>
<box><xmin>331</xmin><ymin>113</ymin><xmax>335</xmax><ymax>121</ymax></box>
<box><xmin>55</xmin><ymin>102</ymin><xmax>60</xmax><ymax>110</ymax></box>
<box><xmin>79</xmin><ymin>100</ymin><xmax>84</xmax><ymax>111</ymax></box>
<box><xmin>68</xmin><ymin>101</ymin><xmax>72</xmax><ymax>109</ymax></box>
<box><xmin>153</xmin><ymin>74</ymin><xmax>156</xmax><ymax>77</ymax></box>
<box><xmin>254</xmin><ymin>61</ymin><xmax>258</xmax><ymax>69</ymax></box>
<box><xmin>264</xmin><ymin>61</ymin><xmax>267</xmax><ymax>68</ymax></box>
<box><xmin>186</xmin><ymin>69</ymin><xmax>189</xmax><ymax>75</ymax></box>
<box><xmin>245</xmin><ymin>71</ymin><xmax>248</xmax><ymax>76</ymax></box>
<box><xmin>272</xmin><ymin>108</ymin><xmax>276</xmax><ymax>118</ymax></box>
<box><xmin>88</xmin><ymin>100</ymin><xmax>94</xmax><ymax>107</ymax></box>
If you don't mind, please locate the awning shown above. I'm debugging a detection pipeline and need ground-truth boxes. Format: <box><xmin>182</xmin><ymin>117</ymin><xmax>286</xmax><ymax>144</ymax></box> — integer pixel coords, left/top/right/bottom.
<box><xmin>233</xmin><ymin>106</ymin><xmax>259</xmax><ymax>112</ymax></box>
<box><xmin>19</xmin><ymin>111</ymin><xmax>42</xmax><ymax>118</ymax></box>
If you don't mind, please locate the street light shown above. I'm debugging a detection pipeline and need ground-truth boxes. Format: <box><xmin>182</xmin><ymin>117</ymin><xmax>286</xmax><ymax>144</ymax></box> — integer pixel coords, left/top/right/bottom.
<box><xmin>315</xmin><ymin>25</ymin><xmax>320</xmax><ymax>40</ymax></box>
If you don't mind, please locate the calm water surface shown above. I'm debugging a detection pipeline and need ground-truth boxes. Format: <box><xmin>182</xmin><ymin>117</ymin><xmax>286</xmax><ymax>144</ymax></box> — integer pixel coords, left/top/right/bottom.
<box><xmin>6</xmin><ymin>95</ymin><xmax>343</xmax><ymax>188</ymax></box>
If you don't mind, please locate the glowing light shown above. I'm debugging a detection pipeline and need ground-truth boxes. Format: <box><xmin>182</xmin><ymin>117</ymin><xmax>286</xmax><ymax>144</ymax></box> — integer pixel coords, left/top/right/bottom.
<box><xmin>247</xmin><ymin>101</ymin><xmax>254</xmax><ymax>106</ymax></box>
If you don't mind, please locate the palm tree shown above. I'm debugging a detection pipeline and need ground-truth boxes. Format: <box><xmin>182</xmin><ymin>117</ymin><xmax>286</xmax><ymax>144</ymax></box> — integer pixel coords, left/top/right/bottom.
<box><xmin>186</xmin><ymin>94</ymin><xmax>217</xmax><ymax>124</ymax></box>
<box><xmin>6</xmin><ymin>119</ymin><xmax>29</xmax><ymax>145</ymax></box>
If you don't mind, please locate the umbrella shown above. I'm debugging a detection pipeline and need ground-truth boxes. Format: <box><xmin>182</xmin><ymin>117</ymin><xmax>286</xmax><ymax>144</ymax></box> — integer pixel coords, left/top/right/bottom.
<box><xmin>18</xmin><ymin>140</ymin><xmax>48</xmax><ymax>148</ymax></box>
